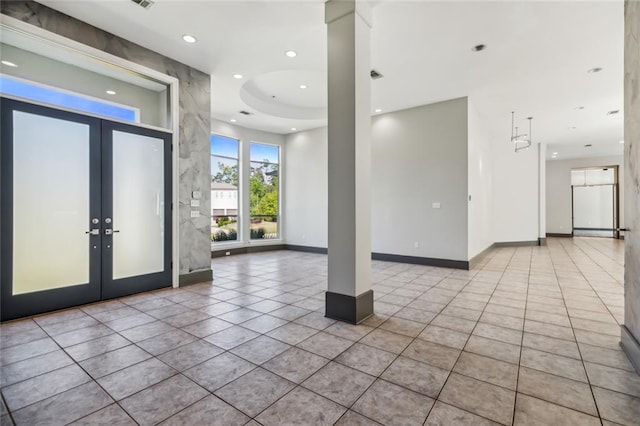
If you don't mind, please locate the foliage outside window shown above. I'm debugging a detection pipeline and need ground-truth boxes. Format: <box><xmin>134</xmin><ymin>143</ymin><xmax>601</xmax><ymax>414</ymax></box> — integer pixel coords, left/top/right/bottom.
<box><xmin>211</xmin><ymin>134</ymin><xmax>239</xmax><ymax>242</ymax></box>
<box><xmin>250</xmin><ymin>143</ymin><xmax>279</xmax><ymax>239</ymax></box>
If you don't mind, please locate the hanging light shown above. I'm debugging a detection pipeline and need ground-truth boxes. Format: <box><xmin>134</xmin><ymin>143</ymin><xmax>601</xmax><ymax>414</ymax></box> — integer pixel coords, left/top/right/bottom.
<box><xmin>511</xmin><ymin>111</ymin><xmax>533</xmax><ymax>152</ymax></box>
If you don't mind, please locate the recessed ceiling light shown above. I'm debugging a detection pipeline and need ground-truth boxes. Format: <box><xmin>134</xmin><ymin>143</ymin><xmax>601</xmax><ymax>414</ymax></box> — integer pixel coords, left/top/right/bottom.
<box><xmin>607</xmin><ymin>110</ymin><xmax>619</xmax><ymax>115</ymax></box>
<box><xmin>375</xmin><ymin>108</ymin><xmax>382</xmax><ymax>113</ymax></box>
<box><xmin>574</xmin><ymin>106</ymin><xmax>584</xmax><ymax>110</ymax></box>
<box><xmin>299</xmin><ymin>84</ymin><xmax>308</xmax><ymax>89</ymax></box>
<box><xmin>619</xmin><ymin>140</ymin><xmax>625</xmax><ymax>144</ymax></box>
<box><xmin>552</xmin><ymin>152</ymin><xmax>558</xmax><ymax>155</ymax></box>
<box><xmin>471</xmin><ymin>44</ymin><xmax>486</xmax><ymax>52</ymax></box>
<box><xmin>585</xmin><ymin>144</ymin><xmax>592</xmax><ymax>147</ymax></box>
<box><xmin>552</xmin><ymin>156</ymin><xmax>557</xmax><ymax>159</ymax></box>
<box><xmin>285</xmin><ymin>50</ymin><xmax>297</xmax><ymax>58</ymax></box>
<box><xmin>1</xmin><ymin>60</ymin><xmax>18</xmax><ymax>67</ymax></box>
<box><xmin>233</xmin><ymin>74</ymin><xmax>243</xmax><ymax>79</ymax></box>
<box><xmin>182</xmin><ymin>34</ymin><xmax>197</xmax><ymax>43</ymax></box>
<box><xmin>106</xmin><ymin>90</ymin><xmax>116</xmax><ymax>95</ymax></box>
<box><xmin>291</xmin><ymin>127</ymin><xmax>297</xmax><ymax>131</ymax></box>
<box><xmin>230</xmin><ymin>119</ymin><xmax>237</xmax><ymax>123</ymax></box>
<box><xmin>587</xmin><ymin>67</ymin><xmax>602</xmax><ymax>73</ymax></box>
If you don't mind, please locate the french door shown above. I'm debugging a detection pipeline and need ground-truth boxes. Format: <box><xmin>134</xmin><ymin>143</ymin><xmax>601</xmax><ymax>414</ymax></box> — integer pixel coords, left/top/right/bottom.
<box><xmin>1</xmin><ymin>98</ymin><xmax>172</xmax><ymax>321</ymax></box>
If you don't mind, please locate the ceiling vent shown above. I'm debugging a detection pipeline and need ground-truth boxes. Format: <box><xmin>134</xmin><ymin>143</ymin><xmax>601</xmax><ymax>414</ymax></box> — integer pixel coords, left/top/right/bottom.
<box><xmin>370</xmin><ymin>69</ymin><xmax>383</xmax><ymax>80</ymax></box>
<box><xmin>239</xmin><ymin>110</ymin><xmax>252</xmax><ymax>115</ymax></box>
<box><xmin>131</xmin><ymin>0</ymin><xmax>154</xmax><ymax>9</ymax></box>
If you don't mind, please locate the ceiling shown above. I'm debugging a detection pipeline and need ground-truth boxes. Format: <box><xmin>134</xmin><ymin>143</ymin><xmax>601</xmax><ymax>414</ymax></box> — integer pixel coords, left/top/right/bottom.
<box><xmin>39</xmin><ymin>0</ymin><xmax>624</xmax><ymax>160</ymax></box>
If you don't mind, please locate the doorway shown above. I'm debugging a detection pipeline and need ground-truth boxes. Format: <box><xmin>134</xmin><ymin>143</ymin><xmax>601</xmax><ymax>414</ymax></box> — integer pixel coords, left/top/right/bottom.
<box><xmin>1</xmin><ymin>98</ymin><xmax>172</xmax><ymax>320</ymax></box>
<box><xmin>571</xmin><ymin>166</ymin><xmax>619</xmax><ymax>238</ymax></box>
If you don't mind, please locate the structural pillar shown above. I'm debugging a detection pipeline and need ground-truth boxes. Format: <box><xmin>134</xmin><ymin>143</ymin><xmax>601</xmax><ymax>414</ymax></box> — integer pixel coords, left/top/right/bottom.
<box><xmin>621</xmin><ymin>0</ymin><xmax>640</xmax><ymax>373</ymax></box>
<box><xmin>324</xmin><ymin>0</ymin><xmax>374</xmax><ymax>324</ymax></box>
<box><xmin>538</xmin><ymin>143</ymin><xmax>547</xmax><ymax>245</ymax></box>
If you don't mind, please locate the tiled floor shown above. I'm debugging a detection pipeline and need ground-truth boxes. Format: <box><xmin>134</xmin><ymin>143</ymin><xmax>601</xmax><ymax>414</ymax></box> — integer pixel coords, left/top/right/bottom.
<box><xmin>1</xmin><ymin>237</ymin><xmax>639</xmax><ymax>425</ymax></box>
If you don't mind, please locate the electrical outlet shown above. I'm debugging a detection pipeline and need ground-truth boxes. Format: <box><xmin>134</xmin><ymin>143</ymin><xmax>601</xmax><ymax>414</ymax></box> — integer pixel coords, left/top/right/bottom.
<box><xmin>190</xmin><ymin>210</ymin><xmax>200</xmax><ymax>218</ymax></box>
<box><xmin>432</xmin><ymin>202</ymin><xmax>441</xmax><ymax>209</ymax></box>
<box><xmin>414</xmin><ymin>241</ymin><xmax>419</xmax><ymax>248</ymax></box>
<box><xmin>225</xmin><ymin>251</ymin><xmax>231</xmax><ymax>256</ymax></box>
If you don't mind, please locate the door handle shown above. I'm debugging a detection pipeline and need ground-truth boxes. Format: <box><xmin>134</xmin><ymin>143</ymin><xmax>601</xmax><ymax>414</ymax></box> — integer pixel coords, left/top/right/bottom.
<box><xmin>104</xmin><ymin>229</ymin><xmax>120</xmax><ymax>235</ymax></box>
<box><xmin>85</xmin><ymin>229</ymin><xmax>100</xmax><ymax>235</ymax></box>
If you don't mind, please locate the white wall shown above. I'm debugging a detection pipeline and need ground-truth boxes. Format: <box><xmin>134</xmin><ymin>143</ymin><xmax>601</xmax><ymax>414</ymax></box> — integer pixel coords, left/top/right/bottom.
<box><xmin>285</xmin><ymin>127</ymin><xmax>328</xmax><ymax>248</ymax></box>
<box><xmin>546</xmin><ymin>155</ymin><xmax>624</xmax><ymax>234</ymax></box>
<box><xmin>211</xmin><ymin>120</ymin><xmax>286</xmax><ymax>246</ymax></box>
<box><xmin>285</xmin><ymin>98</ymin><xmax>469</xmax><ymax>261</ymax></box>
<box><xmin>491</xmin><ymin>129</ymin><xmax>540</xmax><ymax>244</ymax></box>
<box><xmin>467</xmin><ymin>99</ymin><xmax>494</xmax><ymax>258</ymax></box>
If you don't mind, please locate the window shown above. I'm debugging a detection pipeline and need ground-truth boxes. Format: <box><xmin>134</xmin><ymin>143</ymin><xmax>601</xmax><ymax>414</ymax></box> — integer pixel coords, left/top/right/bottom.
<box><xmin>250</xmin><ymin>142</ymin><xmax>279</xmax><ymax>240</ymax></box>
<box><xmin>211</xmin><ymin>135</ymin><xmax>239</xmax><ymax>243</ymax></box>
<box><xmin>0</xmin><ymin>75</ymin><xmax>139</xmax><ymax>122</ymax></box>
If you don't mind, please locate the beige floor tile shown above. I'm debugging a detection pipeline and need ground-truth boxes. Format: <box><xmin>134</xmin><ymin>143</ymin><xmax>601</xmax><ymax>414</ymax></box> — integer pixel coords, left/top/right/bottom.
<box><xmin>592</xmin><ymin>386</ymin><xmax>640</xmax><ymax>426</ymax></box>
<box><xmin>303</xmin><ymin>362</ymin><xmax>375</xmax><ymax>406</ymax></box>
<box><xmin>352</xmin><ymin>379</ymin><xmax>435</xmax><ymax>426</ymax></box>
<box><xmin>439</xmin><ymin>373</ymin><xmax>515</xmax><ymax>425</ymax></box>
<box><xmin>520</xmin><ymin>347</ymin><xmax>588</xmax><ymax>383</ymax></box>
<box><xmin>381</xmin><ymin>356</ymin><xmax>449</xmax><ymax>398</ymax></box>
<box><xmin>402</xmin><ymin>339</ymin><xmax>461</xmax><ymax>370</ymax></box>
<box><xmin>517</xmin><ymin>367</ymin><xmax>598</xmax><ymax>416</ymax></box>
<box><xmin>453</xmin><ymin>352</ymin><xmax>518</xmax><ymax>390</ymax></box>
<box><xmin>463</xmin><ymin>335</ymin><xmax>521</xmax><ymax>364</ymax></box>
<box><xmin>514</xmin><ymin>394</ymin><xmax>600</xmax><ymax>426</ymax></box>
<box><xmin>425</xmin><ymin>401</ymin><xmax>501</xmax><ymax>426</ymax></box>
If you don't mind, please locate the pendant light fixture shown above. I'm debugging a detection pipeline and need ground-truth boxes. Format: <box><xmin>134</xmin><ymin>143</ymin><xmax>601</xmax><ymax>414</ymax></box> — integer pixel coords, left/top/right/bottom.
<box><xmin>511</xmin><ymin>111</ymin><xmax>533</xmax><ymax>152</ymax></box>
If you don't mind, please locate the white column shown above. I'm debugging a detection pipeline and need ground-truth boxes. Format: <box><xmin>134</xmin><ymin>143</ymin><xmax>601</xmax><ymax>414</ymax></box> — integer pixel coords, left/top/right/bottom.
<box><xmin>324</xmin><ymin>0</ymin><xmax>373</xmax><ymax>323</ymax></box>
<box><xmin>538</xmin><ymin>143</ymin><xmax>547</xmax><ymax>244</ymax></box>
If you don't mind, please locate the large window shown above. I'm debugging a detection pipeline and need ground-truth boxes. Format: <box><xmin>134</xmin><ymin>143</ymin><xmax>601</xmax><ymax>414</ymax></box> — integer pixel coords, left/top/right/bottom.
<box><xmin>211</xmin><ymin>135</ymin><xmax>239</xmax><ymax>243</ymax></box>
<box><xmin>250</xmin><ymin>143</ymin><xmax>280</xmax><ymax>239</ymax></box>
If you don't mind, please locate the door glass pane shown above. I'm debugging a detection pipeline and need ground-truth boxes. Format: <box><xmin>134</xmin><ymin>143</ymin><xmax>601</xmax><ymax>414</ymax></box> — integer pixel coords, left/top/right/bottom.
<box><xmin>112</xmin><ymin>130</ymin><xmax>164</xmax><ymax>279</ymax></box>
<box><xmin>12</xmin><ymin>111</ymin><xmax>90</xmax><ymax>294</ymax></box>
<box><xmin>573</xmin><ymin>185</ymin><xmax>614</xmax><ymax>228</ymax></box>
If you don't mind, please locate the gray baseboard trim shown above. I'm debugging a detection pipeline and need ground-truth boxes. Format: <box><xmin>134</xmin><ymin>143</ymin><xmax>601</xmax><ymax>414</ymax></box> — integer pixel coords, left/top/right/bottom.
<box><xmin>325</xmin><ymin>290</ymin><xmax>374</xmax><ymax>324</ymax></box>
<box><xmin>469</xmin><ymin>244</ymin><xmax>495</xmax><ymax>270</ymax></box>
<box><xmin>493</xmin><ymin>240</ymin><xmax>540</xmax><ymax>248</ymax></box>
<box><xmin>211</xmin><ymin>244</ymin><xmax>286</xmax><ymax>258</ymax></box>
<box><xmin>546</xmin><ymin>233</ymin><xmax>573</xmax><ymax>238</ymax></box>
<box><xmin>179</xmin><ymin>269</ymin><xmax>213</xmax><ymax>286</ymax></box>
<box><xmin>285</xmin><ymin>245</ymin><xmax>328</xmax><ymax>254</ymax></box>
<box><xmin>538</xmin><ymin>237</ymin><xmax>547</xmax><ymax>246</ymax></box>
<box><xmin>372</xmin><ymin>252</ymin><xmax>468</xmax><ymax>270</ymax></box>
<box><xmin>620</xmin><ymin>325</ymin><xmax>640</xmax><ymax>374</ymax></box>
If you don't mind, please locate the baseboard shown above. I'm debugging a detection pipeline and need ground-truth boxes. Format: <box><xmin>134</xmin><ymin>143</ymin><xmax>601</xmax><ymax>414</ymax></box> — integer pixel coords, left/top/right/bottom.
<box><xmin>211</xmin><ymin>244</ymin><xmax>286</xmax><ymax>258</ymax></box>
<box><xmin>285</xmin><ymin>244</ymin><xmax>328</xmax><ymax>254</ymax></box>
<box><xmin>546</xmin><ymin>233</ymin><xmax>573</xmax><ymax>238</ymax></box>
<box><xmin>325</xmin><ymin>290</ymin><xmax>374</xmax><ymax>324</ymax></box>
<box><xmin>620</xmin><ymin>325</ymin><xmax>640</xmax><ymax>374</ymax></box>
<box><xmin>538</xmin><ymin>237</ymin><xmax>547</xmax><ymax>246</ymax></box>
<box><xmin>179</xmin><ymin>269</ymin><xmax>213</xmax><ymax>286</ymax></box>
<box><xmin>493</xmin><ymin>240</ymin><xmax>540</xmax><ymax>247</ymax></box>
<box><xmin>372</xmin><ymin>252</ymin><xmax>468</xmax><ymax>270</ymax></box>
<box><xmin>469</xmin><ymin>244</ymin><xmax>495</xmax><ymax>269</ymax></box>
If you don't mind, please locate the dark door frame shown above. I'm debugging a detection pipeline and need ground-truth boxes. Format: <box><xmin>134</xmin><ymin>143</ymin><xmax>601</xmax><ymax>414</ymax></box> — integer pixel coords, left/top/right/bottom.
<box><xmin>570</xmin><ymin>165</ymin><xmax>620</xmax><ymax>239</ymax></box>
<box><xmin>1</xmin><ymin>97</ymin><xmax>172</xmax><ymax>321</ymax></box>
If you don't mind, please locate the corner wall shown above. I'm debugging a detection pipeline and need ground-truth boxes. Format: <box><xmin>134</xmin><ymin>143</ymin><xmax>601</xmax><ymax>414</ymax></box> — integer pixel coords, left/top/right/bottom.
<box><xmin>1</xmin><ymin>1</ymin><xmax>212</xmax><ymax>279</ymax></box>
<box><xmin>467</xmin><ymin>98</ymin><xmax>494</xmax><ymax>258</ymax></box>
<box><xmin>622</xmin><ymin>0</ymin><xmax>640</xmax><ymax>372</ymax></box>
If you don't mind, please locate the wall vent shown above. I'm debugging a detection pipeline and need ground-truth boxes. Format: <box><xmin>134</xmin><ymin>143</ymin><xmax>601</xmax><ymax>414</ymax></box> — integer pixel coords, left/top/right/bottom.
<box><xmin>370</xmin><ymin>69</ymin><xmax>383</xmax><ymax>79</ymax></box>
<box><xmin>239</xmin><ymin>110</ymin><xmax>252</xmax><ymax>115</ymax></box>
<box><xmin>131</xmin><ymin>0</ymin><xmax>154</xmax><ymax>9</ymax></box>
